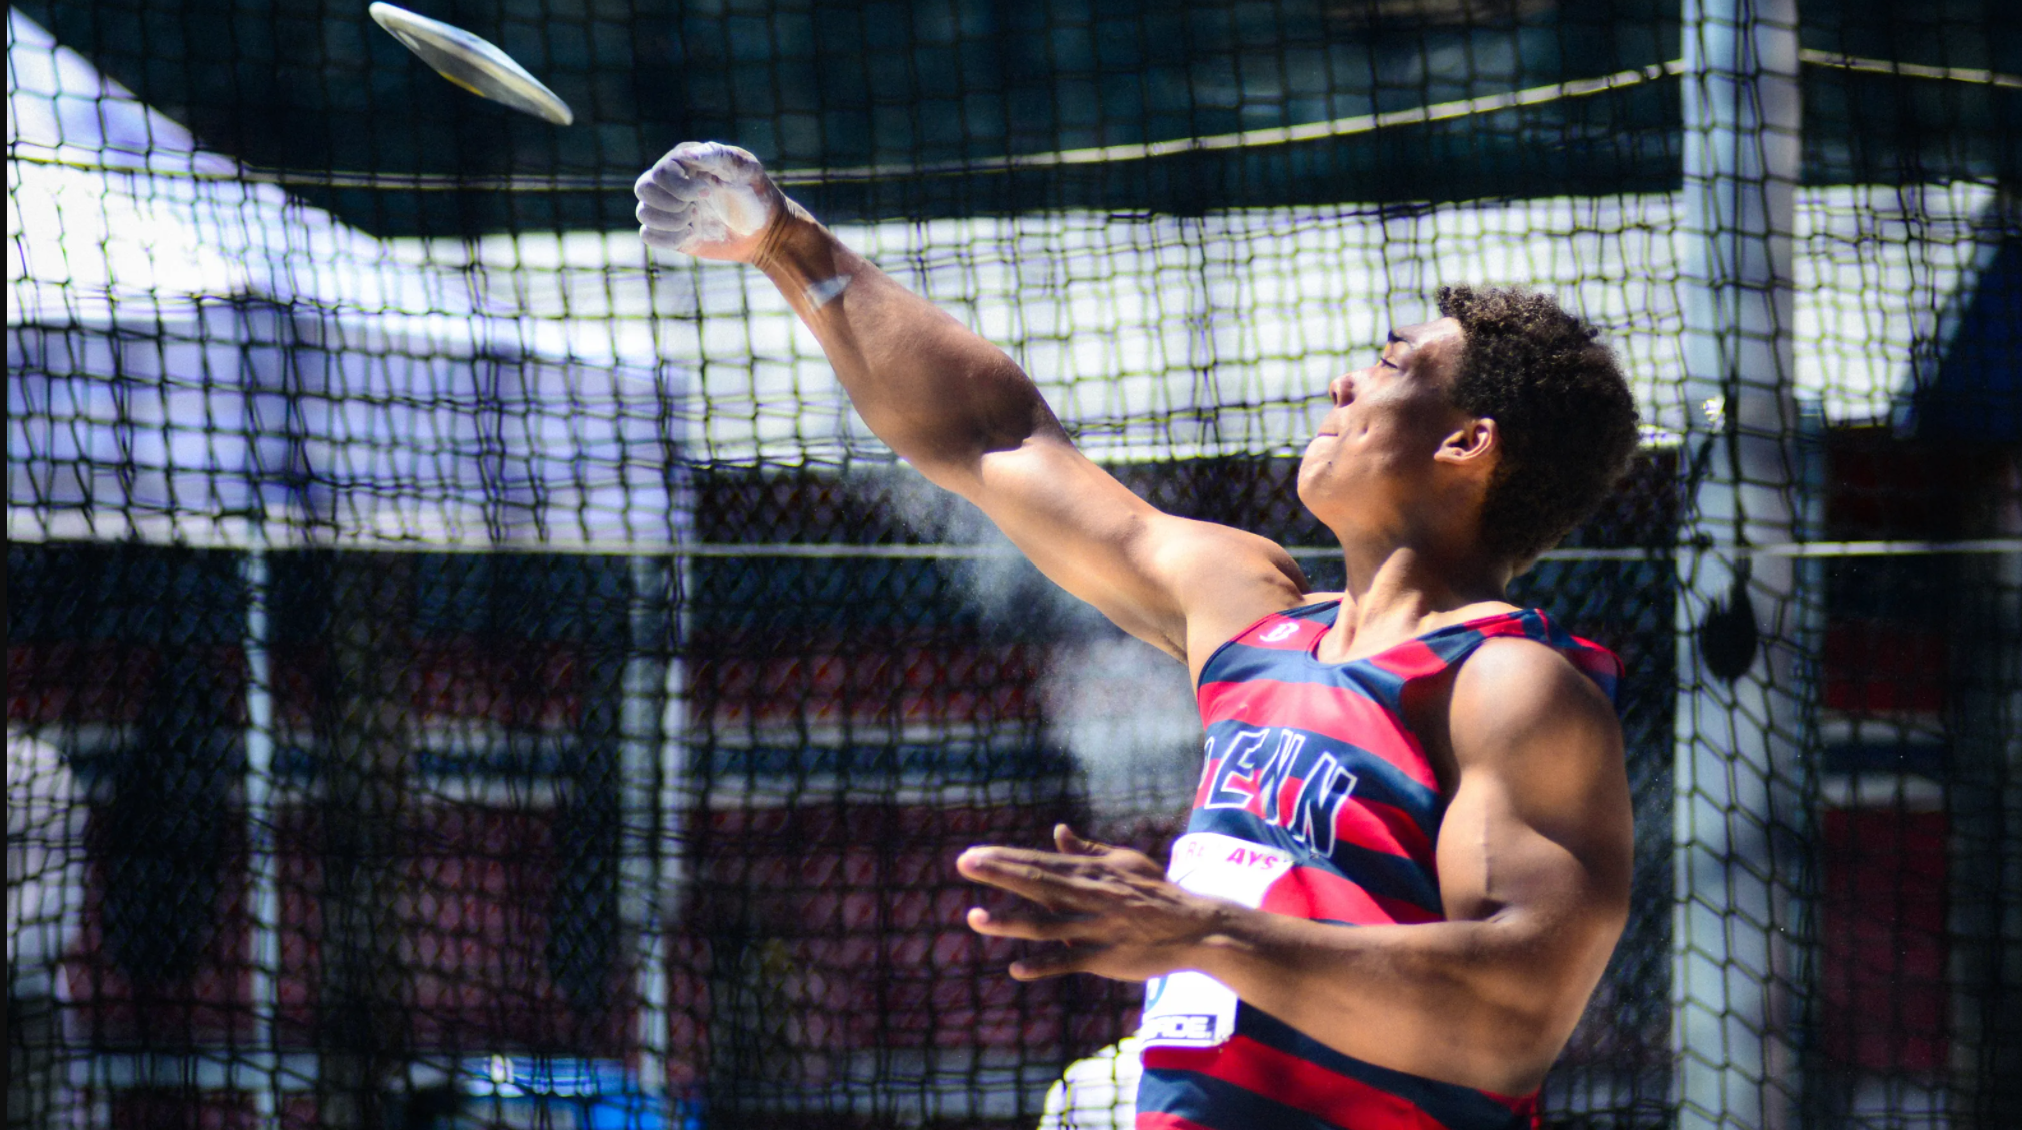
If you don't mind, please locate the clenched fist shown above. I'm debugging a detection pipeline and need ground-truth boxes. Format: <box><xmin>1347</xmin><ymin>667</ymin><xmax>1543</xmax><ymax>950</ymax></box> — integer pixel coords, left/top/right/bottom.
<box><xmin>633</xmin><ymin>141</ymin><xmax>806</xmax><ymax>263</ymax></box>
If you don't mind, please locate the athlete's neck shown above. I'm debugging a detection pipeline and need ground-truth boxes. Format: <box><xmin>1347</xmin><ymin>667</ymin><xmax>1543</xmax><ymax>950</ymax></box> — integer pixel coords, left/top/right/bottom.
<box><xmin>1316</xmin><ymin>542</ymin><xmax>1514</xmax><ymax>664</ymax></box>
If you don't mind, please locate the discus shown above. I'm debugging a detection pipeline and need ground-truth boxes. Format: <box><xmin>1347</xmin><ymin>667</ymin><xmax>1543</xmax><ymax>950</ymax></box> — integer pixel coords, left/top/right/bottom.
<box><xmin>368</xmin><ymin>2</ymin><xmax>574</xmax><ymax>126</ymax></box>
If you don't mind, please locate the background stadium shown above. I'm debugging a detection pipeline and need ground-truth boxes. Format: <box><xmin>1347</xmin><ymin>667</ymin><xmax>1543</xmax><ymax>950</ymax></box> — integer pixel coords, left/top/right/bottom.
<box><xmin>6</xmin><ymin>1</ymin><xmax>2018</xmax><ymax>1128</ymax></box>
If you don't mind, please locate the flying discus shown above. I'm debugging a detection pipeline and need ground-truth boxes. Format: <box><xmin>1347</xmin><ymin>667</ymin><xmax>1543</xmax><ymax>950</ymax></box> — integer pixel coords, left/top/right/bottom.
<box><xmin>368</xmin><ymin>2</ymin><xmax>573</xmax><ymax>125</ymax></box>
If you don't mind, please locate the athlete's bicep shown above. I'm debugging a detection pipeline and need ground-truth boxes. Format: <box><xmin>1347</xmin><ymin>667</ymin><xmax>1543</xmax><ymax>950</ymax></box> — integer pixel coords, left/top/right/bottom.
<box><xmin>956</xmin><ymin>436</ymin><xmax>1309</xmax><ymax>662</ymax></box>
<box><xmin>1434</xmin><ymin>640</ymin><xmax>1631</xmax><ymax>1009</ymax></box>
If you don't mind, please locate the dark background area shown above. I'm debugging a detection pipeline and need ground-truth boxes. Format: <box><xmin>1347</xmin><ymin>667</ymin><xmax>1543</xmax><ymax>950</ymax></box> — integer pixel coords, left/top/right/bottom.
<box><xmin>17</xmin><ymin>0</ymin><xmax>2018</xmax><ymax>236</ymax></box>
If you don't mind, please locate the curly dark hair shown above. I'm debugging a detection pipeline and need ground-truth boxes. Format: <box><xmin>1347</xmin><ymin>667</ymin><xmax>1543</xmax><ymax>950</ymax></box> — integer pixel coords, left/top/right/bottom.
<box><xmin>1436</xmin><ymin>284</ymin><xmax>1640</xmax><ymax>565</ymax></box>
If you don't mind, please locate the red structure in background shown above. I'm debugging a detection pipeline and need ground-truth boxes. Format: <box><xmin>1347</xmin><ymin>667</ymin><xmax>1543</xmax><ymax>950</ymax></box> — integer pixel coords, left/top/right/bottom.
<box><xmin>1812</xmin><ymin>426</ymin><xmax>1997</xmax><ymax>1081</ymax></box>
<box><xmin>64</xmin><ymin>811</ymin><xmax>254</xmax><ymax>1047</ymax></box>
<box><xmin>265</xmin><ymin>630</ymin><xmax>632</xmax><ymax>1055</ymax></box>
<box><xmin>693</xmin><ymin>642</ymin><xmax>1043</xmax><ymax>729</ymax></box>
<box><xmin>1819</xmin><ymin>808</ymin><xmax>1950</xmax><ymax>1073</ymax></box>
<box><xmin>5</xmin><ymin>609</ymin><xmax>634</xmax><ymax>1083</ymax></box>
<box><xmin>270</xmin><ymin>805</ymin><xmax>631</xmax><ymax>1056</ymax></box>
<box><xmin>7</xmin><ymin>644</ymin><xmax>173</xmax><ymax>725</ymax></box>
<box><xmin>675</xmin><ymin>615</ymin><xmax>1137</xmax><ymax>1095</ymax></box>
<box><xmin>9</xmin><ymin>538</ymin><xmax>1117</xmax><ymax>1125</ymax></box>
<box><xmin>6</xmin><ymin>638</ymin><xmax>256</xmax><ymax>1048</ymax></box>
<box><xmin>106</xmin><ymin>1090</ymin><xmax>257</xmax><ymax>1130</ymax></box>
<box><xmin>1819</xmin><ymin>429</ymin><xmax>1991</xmax><ymax>719</ymax></box>
<box><xmin>1821</xmin><ymin>621</ymin><xmax>1948</xmax><ymax>715</ymax></box>
<box><xmin>671</xmin><ymin>802</ymin><xmax>1126</xmax><ymax>1077</ymax></box>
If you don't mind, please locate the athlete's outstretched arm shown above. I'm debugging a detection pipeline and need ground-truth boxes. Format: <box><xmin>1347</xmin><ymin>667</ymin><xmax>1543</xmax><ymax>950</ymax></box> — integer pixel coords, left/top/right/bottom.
<box><xmin>960</xmin><ymin>638</ymin><xmax>1632</xmax><ymax>1096</ymax></box>
<box><xmin>635</xmin><ymin>142</ymin><xmax>1305</xmax><ymax>664</ymax></box>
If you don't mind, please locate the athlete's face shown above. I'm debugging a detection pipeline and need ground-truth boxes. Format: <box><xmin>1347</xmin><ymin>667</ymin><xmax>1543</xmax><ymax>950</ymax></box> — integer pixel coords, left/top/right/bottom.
<box><xmin>1297</xmin><ymin>317</ymin><xmax>1485</xmax><ymax>539</ymax></box>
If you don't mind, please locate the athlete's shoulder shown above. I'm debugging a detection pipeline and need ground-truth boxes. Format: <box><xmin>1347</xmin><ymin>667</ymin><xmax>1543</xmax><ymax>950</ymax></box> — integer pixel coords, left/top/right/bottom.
<box><xmin>1448</xmin><ymin>634</ymin><xmax>1623</xmax><ymax>761</ymax></box>
<box><xmin>1149</xmin><ymin>519</ymin><xmax>1313</xmax><ymax>675</ymax></box>
<box><xmin>1150</xmin><ymin>517</ymin><xmax>1308</xmax><ymax>591</ymax></box>
<box><xmin>1530</xmin><ymin>610</ymin><xmax>1624</xmax><ymax>696</ymax></box>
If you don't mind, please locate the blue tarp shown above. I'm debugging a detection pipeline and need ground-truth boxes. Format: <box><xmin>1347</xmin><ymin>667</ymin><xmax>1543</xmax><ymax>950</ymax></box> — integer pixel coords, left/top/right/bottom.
<box><xmin>1917</xmin><ymin>237</ymin><xmax>2022</xmax><ymax>444</ymax></box>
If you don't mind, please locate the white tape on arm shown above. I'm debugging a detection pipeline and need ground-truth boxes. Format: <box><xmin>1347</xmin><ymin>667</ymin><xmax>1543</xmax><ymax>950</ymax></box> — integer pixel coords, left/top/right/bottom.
<box><xmin>804</xmin><ymin>273</ymin><xmax>854</xmax><ymax>309</ymax></box>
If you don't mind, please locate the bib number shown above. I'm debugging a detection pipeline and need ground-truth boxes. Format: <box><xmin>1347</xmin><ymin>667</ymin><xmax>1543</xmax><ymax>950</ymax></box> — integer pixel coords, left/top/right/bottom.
<box><xmin>1136</xmin><ymin>832</ymin><xmax>1293</xmax><ymax>1050</ymax></box>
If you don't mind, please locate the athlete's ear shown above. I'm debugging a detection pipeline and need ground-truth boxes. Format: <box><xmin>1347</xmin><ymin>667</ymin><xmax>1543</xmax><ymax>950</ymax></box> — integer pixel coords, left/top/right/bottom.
<box><xmin>1435</xmin><ymin>416</ymin><xmax>1499</xmax><ymax>472</ymax></box>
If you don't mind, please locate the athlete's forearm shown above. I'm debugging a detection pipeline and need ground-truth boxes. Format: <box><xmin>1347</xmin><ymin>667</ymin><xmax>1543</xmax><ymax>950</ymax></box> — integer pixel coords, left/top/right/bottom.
<box><xmin>962</xmin><ymin>831</ymin><xmax>1599</xmax><ymax>1090</ymax></box>
<box><xmin>1185</xmin><ymin>903</ymin><xmax>1597</xmax><ymax>1092</ymax></box>
<box><xmin>750</xmin><ymin>214</ymin><xmax>1069</xmax><ymax>489</ymax></box>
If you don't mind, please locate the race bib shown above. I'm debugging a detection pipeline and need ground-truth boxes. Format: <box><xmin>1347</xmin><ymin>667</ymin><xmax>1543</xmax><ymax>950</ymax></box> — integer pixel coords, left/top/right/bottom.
<box><xmin>1136</xmin><ymin>832</ymin><xmax>1294</xmax><ymax>1049</ymax></box>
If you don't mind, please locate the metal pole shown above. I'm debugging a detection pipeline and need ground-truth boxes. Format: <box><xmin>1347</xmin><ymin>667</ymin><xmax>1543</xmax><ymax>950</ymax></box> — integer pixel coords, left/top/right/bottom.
<box><xmin>1674</xmin><ymin>2</ymin><xmax>1810</xmax><ymax>1128</ymax></box>
<box><xmin>625</xmin><ymin>532</ymin><xmax>692</xmax><ymax>1116</ymax></box>
<box><xmin>242</xmin><ymin>546</ymin><xmax>282</xmax><ymax>1128</ymax></box>
<box><xmin>622</xmin><ymin>554</ymin><xmax>678</xmax><ymax>1100</ymax></box>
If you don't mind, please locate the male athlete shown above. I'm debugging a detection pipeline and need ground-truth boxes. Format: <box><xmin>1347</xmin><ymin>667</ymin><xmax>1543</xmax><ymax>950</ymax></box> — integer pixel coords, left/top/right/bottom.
<box><xmin>637</xmin><ymin>142</ymin><xmax>1639</xmax><ymax>1130</ymax></box>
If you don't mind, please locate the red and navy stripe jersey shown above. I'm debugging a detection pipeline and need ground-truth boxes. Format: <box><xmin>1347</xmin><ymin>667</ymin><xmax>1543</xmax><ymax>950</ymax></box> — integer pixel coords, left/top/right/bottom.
<box><xmin>1136</xmin><ymin>601</ymin><xmax>1623</xmax><ymax>1130</ymax></box>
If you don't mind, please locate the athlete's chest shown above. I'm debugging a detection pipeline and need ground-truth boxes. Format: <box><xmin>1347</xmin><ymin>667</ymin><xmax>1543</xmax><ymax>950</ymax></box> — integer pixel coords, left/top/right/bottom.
<box><xmin>1189</xmin><ymin>607</ymin><xmax>1478</xmax><ymax>867</ymax></box>
<box><xmin>1190</xmin><ymin>704</ymin><xmax>1444</xmax><ymax>860</ymax></box>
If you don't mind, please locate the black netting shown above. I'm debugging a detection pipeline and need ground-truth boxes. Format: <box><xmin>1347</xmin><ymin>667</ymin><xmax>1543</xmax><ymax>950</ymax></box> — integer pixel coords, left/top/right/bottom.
<box><xmin>9</xmin><ymin>3</ymin><xmax>2022</xmax><ymax>1130</ymax></box>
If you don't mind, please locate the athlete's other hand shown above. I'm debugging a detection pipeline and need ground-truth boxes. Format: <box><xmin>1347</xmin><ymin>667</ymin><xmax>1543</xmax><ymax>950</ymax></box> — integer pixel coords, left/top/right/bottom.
<box><xmin>958</xmin><ymin>824</ymin><xmax>1227</xmax><ymax>983</ymax></box>
<box><xmin>634</xmin><ymin>141</ymin><xmax>802</xmax><ymax>263</ymax></box>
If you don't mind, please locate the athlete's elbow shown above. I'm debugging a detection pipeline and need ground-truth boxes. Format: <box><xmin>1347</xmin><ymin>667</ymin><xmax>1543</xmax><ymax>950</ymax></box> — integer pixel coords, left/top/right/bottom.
<box><xmin>1436</xmin><ymin>973</ymin><xmax>1588</xmax><ymax>1086</ymax></box>
<box><xmin>1404</xmin><ymin>961</ymin><xmax>1581</xmax><ymax>1092</ymax></box>
<box><xmin>1466</xmin><ymin>911</ymin><xmax>1624</xmax><ymax>1053</ymax></box>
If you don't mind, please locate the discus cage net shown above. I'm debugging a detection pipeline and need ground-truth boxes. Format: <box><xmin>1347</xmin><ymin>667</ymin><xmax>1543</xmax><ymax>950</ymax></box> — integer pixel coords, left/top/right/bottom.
<box><xmin>6</xmin><ymin>2</ymin><xmax>2019</xmax><ymax>1129</ymax></box>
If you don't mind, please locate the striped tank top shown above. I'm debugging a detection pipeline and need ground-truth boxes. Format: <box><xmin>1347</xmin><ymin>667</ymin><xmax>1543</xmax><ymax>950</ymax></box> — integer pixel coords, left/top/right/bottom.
<box><xmin>1135</xmin><ymin>602</ymin><xmax>1622</xmax><ymax>1130</ymax></box>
